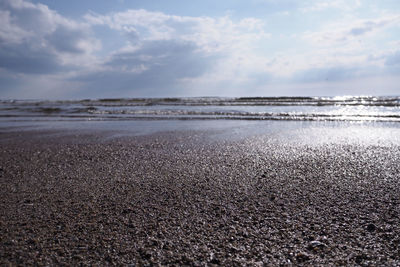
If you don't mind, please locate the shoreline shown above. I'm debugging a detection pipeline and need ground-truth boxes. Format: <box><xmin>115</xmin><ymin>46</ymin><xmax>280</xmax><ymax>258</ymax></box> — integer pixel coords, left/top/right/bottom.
<box><xmin>1</xmin><ymin>123</ymin><xmax>400</xmax><ymax>265</ymax></box>
<box><xmin>1</xmin><ymin>119</ymin><xmax>400</xmax><ymax>145</ymax></box>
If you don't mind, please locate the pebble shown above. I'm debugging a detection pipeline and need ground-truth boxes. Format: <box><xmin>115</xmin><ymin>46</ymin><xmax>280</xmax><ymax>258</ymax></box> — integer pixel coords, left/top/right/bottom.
<box><xmin>308</xmin><ymin>240</ymin><xmax>327</xmax><ymax>250</ymax></box>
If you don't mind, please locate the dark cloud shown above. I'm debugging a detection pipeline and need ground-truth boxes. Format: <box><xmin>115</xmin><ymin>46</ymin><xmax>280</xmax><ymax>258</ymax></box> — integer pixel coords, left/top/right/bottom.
<box><xmin>350</xmin><ymin>27</ymin><xmax>371</xmax><ymax>36</ymax></box>
<box><xmin>75</xmin><ymin>40</ymin><xmax>217</xmax><ymax>96</ymax></box>
<box><xmin>348</xmin><ymin>20</ymin><xmax>388</xmax><ymax>37</ymax></box>
<box><xmin>0</xmin><ymin>0</ymin><xmax>96</xmax><ymax>75</ymax></box>
<box><xmin>0</xmin><ymin>42</ymin><xmax>62</xmax><ymax>74</ymax></box>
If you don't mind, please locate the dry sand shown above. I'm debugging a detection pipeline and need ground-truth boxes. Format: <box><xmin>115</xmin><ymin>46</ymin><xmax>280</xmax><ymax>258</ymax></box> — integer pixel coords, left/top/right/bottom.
<box><xmin>1</xmin><ymin>129</ymin><xmax>399</xmax><ymax>265</ymax></box>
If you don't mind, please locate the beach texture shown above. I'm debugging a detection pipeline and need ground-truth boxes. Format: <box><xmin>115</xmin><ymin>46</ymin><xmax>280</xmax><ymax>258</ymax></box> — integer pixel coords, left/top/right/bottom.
<box><xmin>1</xmin><ymin>129</ymin><xmax>400</xmax><ymax>265</ymax></box>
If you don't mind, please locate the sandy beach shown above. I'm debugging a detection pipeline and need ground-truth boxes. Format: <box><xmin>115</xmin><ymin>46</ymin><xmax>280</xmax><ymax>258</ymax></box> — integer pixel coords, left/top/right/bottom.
<box><xmin>1</xmin><ymin>123</ymin><xmax>400</xmax><ymax>265</ymax></box>
<box><xmin>2</xmin><ymin>0</ymin><xmax>399</xmax><ymax>264</ymax></box>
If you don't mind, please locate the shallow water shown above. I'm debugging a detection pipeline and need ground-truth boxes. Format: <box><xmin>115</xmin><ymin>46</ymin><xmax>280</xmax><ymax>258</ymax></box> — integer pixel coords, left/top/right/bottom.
<box><xmin>1</xmin><ymin>119</ymin><xmax>400</xmax><ymax>147</ymax></box>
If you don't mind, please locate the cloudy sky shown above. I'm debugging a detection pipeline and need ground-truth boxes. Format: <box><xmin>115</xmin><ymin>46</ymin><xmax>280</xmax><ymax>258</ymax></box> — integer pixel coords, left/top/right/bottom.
<box><xmin>0</xmin><ymin>0</ymin><xmax>399</xmax><ymax>99</ymax></box>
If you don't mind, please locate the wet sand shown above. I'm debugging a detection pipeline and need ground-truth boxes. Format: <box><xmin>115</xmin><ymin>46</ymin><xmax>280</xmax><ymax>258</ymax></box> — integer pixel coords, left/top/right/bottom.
<box><xmin>1</xmin><ymin>125</ymin><xmax>400</xmax><ymax>265</ymax></box>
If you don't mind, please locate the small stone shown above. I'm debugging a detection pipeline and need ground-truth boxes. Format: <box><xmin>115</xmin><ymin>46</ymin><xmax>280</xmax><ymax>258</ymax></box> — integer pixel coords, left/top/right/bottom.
<box><xmin>308</xmin><ymin>240</ymin><xmax>327</xmax><ymax>250</ymax></box>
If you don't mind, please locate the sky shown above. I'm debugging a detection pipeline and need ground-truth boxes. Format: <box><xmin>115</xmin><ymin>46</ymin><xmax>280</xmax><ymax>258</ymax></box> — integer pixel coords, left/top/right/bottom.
<box><xmin>0</xmin><ymin>0</ymin><xmax>399</xmax><ymax>99</ymax></box>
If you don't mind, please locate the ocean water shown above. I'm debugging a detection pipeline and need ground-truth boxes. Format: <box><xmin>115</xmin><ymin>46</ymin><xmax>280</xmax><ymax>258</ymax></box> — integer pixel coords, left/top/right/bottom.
<box><xmin>1</xmin><ymin>96</ymin><xmax>399</xmax><ymax>123</ymax></box>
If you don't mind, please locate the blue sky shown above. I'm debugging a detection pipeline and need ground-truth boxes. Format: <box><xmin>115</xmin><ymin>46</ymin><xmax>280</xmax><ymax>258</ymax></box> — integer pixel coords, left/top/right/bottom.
<box><xmin>0</xmin><ymin>0</ymin><xmax>399</xmax><ymax>99</ymax></box>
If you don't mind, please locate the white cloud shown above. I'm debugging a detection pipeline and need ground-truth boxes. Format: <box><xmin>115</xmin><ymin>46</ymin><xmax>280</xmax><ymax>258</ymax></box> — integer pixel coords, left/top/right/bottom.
<box><xmin>291</xmin><ymin>15</ymin><xmax>400</xmax><ymax>76</ymax></box>
<box><xmin>85</xmin><ymin>10</ymin><xmax>270</xmax><ymax>54</ymax></box>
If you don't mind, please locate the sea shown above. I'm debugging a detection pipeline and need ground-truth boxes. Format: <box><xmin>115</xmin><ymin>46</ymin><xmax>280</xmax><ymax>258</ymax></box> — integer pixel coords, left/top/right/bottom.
<box><xmin>1</xmin><ymin>96</ymin><xmax>399</xmax><ymax>123</ymax></box>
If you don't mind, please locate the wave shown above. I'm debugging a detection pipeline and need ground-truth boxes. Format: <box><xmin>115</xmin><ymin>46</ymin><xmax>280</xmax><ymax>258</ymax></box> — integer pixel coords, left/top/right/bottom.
<box><xmin>1</xmin><ymin>111</ymin><xmax>400</xmax><ymax>122</ymax></box>
<box><xmin>1</xmin><ymin>96</ymin><xmax>399</xmax><ymax>122</ymax></box>
<box><xmin>2</xmin><ymin>96</ymin><xmax>399</xmax><ymax>107</ymax></box>
<box><xmin>91</xmin><ymin>96</ymin><xmax>400</xmax><ymax>107</ymax></box>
